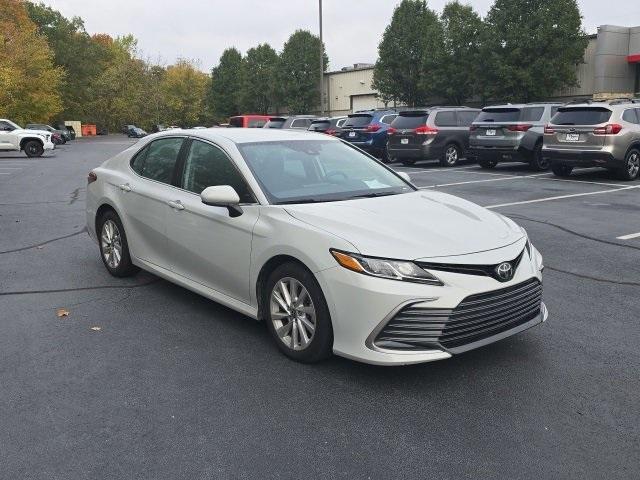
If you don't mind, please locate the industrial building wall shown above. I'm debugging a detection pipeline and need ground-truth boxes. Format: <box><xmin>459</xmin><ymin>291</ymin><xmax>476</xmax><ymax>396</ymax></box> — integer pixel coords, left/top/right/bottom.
<box><xmin>325</xmin><ymin>68</ymin><xmax>386</xmax><ymax>116</ymax></box>
<box><xmin>553</xmin><ymin>37</ymin><xmax>597</xmax><ymax>99</ymax></box>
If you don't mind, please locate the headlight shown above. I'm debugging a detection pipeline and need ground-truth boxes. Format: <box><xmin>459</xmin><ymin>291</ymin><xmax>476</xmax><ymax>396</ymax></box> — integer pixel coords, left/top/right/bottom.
<box><xmin>330</xmin><ymin>249</ymin><xmax>443</xmax><ymax>285</ymax></box>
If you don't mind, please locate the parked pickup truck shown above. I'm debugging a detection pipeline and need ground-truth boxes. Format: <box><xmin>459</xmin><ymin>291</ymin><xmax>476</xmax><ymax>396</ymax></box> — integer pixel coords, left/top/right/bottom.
<box><xmin>0</xmin><ymin>119</ymin><xmax>55</xmax><ymax>157</ymax></box>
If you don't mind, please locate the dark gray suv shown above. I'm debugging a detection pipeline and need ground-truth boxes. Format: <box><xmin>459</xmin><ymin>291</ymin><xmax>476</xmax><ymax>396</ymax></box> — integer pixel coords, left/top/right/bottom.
<box><xmin>469</xmin><ymin>103</ymin><xmax>562</xmax><ymax>170</ymax></box>
<box><xmin>542</xmin><ymin>99</ymin><xmax>640</xmax><ymax>180</ymax></box>
<box><xmin>387</xmin><ymin>107</ymin><xmax>480</xmax><ymax>166</ymax></box>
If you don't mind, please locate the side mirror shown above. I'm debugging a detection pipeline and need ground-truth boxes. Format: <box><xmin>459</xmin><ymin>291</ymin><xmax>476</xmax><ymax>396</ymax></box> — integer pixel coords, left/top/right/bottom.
<box><xmin>201</xmin><ymin>185</ymin><xmax>243</xmax><ymax>217</ymax></box>
<box><xmin>398</xmin><ymin>172</ymin><xmax>411</xmax><ymax>182</ymax></box>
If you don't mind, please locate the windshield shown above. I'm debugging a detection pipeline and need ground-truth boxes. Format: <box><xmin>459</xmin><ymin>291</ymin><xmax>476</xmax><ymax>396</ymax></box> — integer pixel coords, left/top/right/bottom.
<box><xmin>237</xmin><ymin>140</ymin><xmax>414</xmax><ymax>204</ymax></box>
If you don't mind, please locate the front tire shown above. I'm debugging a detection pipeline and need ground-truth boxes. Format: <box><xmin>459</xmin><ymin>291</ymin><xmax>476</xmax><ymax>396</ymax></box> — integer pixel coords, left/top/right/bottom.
<box><xmin>97</xmin><ymin>210</ymin><xmax>139</xmax><ymax>277</ymax></box>
<box><xmin>551</xmin><ymin>164</ymin><xmax>573</xmax><ymax>177</ymax></box>
<box><xmin>440</xmin><ymin>143</ymin><xmax>461</xmax><ymax>167</ymax></box>
<box><xmin>264</xmin><ymin>262</ymin><xmax>333</xmax><ymax>363</ymax></box>
<box><xmin>617</xmin><ymin>149</ymin><xmax>640</xmax><ymax>181</ymax></box>
<box><xmin>23</xmin><ymin>140</ymin><xmax>44</xmax><ymax>158</ymax></box>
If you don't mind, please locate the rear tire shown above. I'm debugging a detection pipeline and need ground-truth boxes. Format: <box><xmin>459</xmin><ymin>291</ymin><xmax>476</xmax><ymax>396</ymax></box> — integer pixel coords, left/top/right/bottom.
<box><xmin>23</xmin><ymin>140</ymin><xmax>44</xmax><ymax>158</ymax></box>
<box><xmin>381</xmin><ymin>146</ymin><xmax>393</xmax><ymax>164</ymax></box>
<box><xmin>616</xmin><ymin>149</ymin><xmax>640</xmax><ymax>181</ymax></box>
<box><xmin>401</xmin><ymin>158</ymin><xmax>416</xmax><ymax>166</ymax></box>
<box><xmin>264</xmin><ymin>262</ymin><xmax>333</xmax><ymax>363</ymax></box>
<box><xmin>529</xmin><ymin>143</ymin><xmax>549</xmax><ymax>171</ymax></box>
<box><xmin>551</xmin><ymin>164</ymin><xmax>573</xmax><ymax>177</ymax></box>
<box><xmin>97</xmin><ymin>210</ymin><xmax>140</xmax><ymax>277</ymax></box>
<box><xmin>478</xmin><ymin>159</ymin><xmax>498</xmax><ymax>169</ymax></box>
<box><xmin>440</xmin><ymin>143</ymin><xmax>461</xmax><ymax>167</ymax></box>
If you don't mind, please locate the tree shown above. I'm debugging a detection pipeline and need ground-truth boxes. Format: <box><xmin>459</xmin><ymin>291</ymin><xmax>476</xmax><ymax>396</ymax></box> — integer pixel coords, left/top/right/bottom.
<box><xmin>161</xmin><ymin>59</ymin><xmax>210</xmax><ymax>127</ymax></box>
<box><xmin>279</xmin><ymin>30</ymin><xmax>328</xmax><ymax>114</ymax></box>
<box><xmin>209</xmin><ymin>48</ymin><xmax>243</xmax><ymax>120</ymax></box>
<box><xmin>431</xmin><ymin>1</ymin><xmax>484</xmax><ymax>105</ymax></box>
<box><xmin>373</xmin><ymin>0</ymin><xmax>441</xmax><ymax>107</ymax></box>
<box><xmin>240</xmin><ymin>43</ymin><xmax>280</xmax><ymax>114</ymax></box>
<box><xmin>0</xmin><ymin>0</ymin><xmax>63</xmax><ymax>124</ymax></box>
<box><xmin>481</xmin><ymin>0</ymin><xmax>587</xmax><ymax>102</ymax></box>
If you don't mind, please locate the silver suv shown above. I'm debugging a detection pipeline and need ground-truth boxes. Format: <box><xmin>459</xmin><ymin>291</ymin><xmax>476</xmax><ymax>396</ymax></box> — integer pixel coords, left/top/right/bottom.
<box><xmin>469</xmin><ymin>103</ymin><xmax>562</xmax><ymax>171</ymax></box>
<box><xmin>542</xmin><ymin>100</ymin><xmax>640</xmax><ymax>180</ymax></box>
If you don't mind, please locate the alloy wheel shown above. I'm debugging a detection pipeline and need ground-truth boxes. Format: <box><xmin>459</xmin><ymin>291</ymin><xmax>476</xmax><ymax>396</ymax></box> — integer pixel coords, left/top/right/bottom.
<box><xmin>627</xmin><ymin>152</ymin><xmax>639</xmax><ymax>178</ymax></box>
<box><xmin>270</xmin><ymin>277</ymin><xmax>316</xmax><ymax>351</ymax></box>
<box><xmin>445</xmin><ymin>145</ymin><xmax>458</xmax><ymax>165</ymax></box>
<box><xmin>101</xmin><ymin>219</ymin><xmax>123</xmax><ymax>269</ymax></box>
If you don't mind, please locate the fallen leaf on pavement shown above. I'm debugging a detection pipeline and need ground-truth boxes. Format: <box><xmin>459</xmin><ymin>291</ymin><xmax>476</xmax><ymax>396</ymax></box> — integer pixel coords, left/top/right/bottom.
<box><xmin>90</xmin><ymin>326</ymin><xmax>101</xmax><ymax>331</ymax></box>
<box><xmin>56</xmin><ymin>308</ymin><xmax>69</xmax><ymax>317</ymax></box>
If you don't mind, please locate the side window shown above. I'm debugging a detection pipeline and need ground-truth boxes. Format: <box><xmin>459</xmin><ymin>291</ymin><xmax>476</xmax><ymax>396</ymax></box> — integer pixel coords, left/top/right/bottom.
<box><xmin>336</xmin><ymin>118</ymin><xmax>346</xmax><ymax>128</ymax></box>
<box><xmin>130</xmin><ymin>146</ymin><xmax>149</xmax><ymax>174</ymax></box>
<box><xmin>457</xmin><ymin>111</ymin><xmax>478</xmax><ymax>126</ymax></box>
<box><xmin>181</xmin><ymin>140</ymin><xmax>254</xmax><ymax>203</ymax></box>
<box><xmin>434</xmin><ymin>111</ymin><xmax>457</xmax><ymax>127</ymax></box>
<box><xmin>290</xmin><ymin>119</ymin><xmax>308</xmax><ymax>129</ymax></box>
<box><xmin>521</xmin><ymin>107</ymin><xmax>544</xmax><ymax>122</ymax></box>
<box><xmin>0</xmin><ymin>121</ymin><xmax>14</xmax><ymax>131</ymax></box>
<box><xmin>139</xmin><ymin>137</ymin><xmax>184</xmax><ymax>184</ymax></box>
<box><xmin>622</xmin><ymin>108</ymin><xmax>639</xmax><ymax>124</ymax></box>
<box><xmin>551</xmin><ymin>106</ymin><xmax>560</xmax><ymax>117</ymax></box>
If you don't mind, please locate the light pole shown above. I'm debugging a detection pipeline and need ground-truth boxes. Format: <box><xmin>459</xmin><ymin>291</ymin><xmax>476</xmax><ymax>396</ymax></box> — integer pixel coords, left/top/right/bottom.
<box><xmin>319</xmin><ymin>0</ymin><xmax>324</xmax><ymax>115</ymax></box>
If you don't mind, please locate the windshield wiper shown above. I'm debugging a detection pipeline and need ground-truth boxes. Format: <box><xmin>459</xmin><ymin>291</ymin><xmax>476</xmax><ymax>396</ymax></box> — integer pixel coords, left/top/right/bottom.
<box><xmin>277</xmin><ymin>199</ymin><xmax>322</xmax><ymax>205</ymax></box>
<box><xmin>348</xmin><ymin>191</ymin><xmax>398</xmax><ymax>200</ymax></box>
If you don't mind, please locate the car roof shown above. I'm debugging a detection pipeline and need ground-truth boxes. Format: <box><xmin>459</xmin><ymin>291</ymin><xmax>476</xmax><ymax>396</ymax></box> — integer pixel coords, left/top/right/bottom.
<box><xmin>152</xmin><ymin>127</ymin><xmax>333</xmax><ymax>144</ymax></box>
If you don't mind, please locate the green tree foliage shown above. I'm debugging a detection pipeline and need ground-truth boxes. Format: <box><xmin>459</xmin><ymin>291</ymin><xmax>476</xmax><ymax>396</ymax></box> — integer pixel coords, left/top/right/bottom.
<box><xmin>209</xmin><ymin>48</ymin><xmax>243</xmax><ymax>120</ymax></box>
<box><xmin>161</xmin><ymin>59</ymin><xmax>210</xmax><ymax>127</ymax></box>
<box><xmin>431</xmin><ymin>1</ymin><xmax>484</xmax><ymax>104</ymax></box>
<box><xmin>481</xmin><ymin>0</ymin><xmax>587</xmax><ymax>102</ymax></box>
<box><xmin>0</xmin><ymin>0</ymin><xmax>63</xmax><ymax>124</ymax></box>
<box><xmin>240</xmin><ymin>44</ymin><xmax>280</xmax><ymax>114</ymax></box>
<box><xmin>279</xmin><ymin>30</ymin><xmax>328</xmax><ymax>114</ymax></box>
<box><xmin>373</xmin><ymin>0</ymin><xmax>441</xmax><ymax>107</ymax></box>
<box><xmin>25</xmin><ymin>2</ymin><xmax>111</xmax><ymax>122</ymax></box>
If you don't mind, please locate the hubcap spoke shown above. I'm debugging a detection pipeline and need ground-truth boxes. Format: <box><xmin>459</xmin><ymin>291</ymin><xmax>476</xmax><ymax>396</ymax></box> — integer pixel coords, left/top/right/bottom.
<box><xmin>270</xmin><ymin>276</ymin><xmax>317</xmax><ymax>352</ymax></box>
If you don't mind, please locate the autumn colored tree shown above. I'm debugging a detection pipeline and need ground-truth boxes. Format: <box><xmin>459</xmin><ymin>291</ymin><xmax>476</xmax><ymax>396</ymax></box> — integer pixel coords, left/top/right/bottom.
<box><xmin>161</xmin><ymin>59</ymin><xmax>211</xmax><ymax>127</ymax></box>
<box><xmin>0</xmin><ymin>0</ymin><xmax>63</xmax><ymax>124</ymax></box>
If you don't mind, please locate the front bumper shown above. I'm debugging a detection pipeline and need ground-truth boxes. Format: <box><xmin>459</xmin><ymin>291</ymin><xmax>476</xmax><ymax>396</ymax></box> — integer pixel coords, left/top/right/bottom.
<box><xmin>316</xmin><ymin>244</ymin><xmax>546</xmax><ymax>365</ymax></box>
<box><xmin>43</xmin><ymin>140</ymin><xmax>55</xmax><ymax>151</ymax></box>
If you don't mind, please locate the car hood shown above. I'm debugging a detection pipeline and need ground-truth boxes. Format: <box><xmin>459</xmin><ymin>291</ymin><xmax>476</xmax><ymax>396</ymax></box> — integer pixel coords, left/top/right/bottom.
<box><xmin>284</xmin><ymin>191</ymin><xmax>524</xmax><ymax>259</ymax></box>
<box><xmin>15</xmin><ymin>129</ymin><xmax>50</xmax><ymax>137</ymax></box>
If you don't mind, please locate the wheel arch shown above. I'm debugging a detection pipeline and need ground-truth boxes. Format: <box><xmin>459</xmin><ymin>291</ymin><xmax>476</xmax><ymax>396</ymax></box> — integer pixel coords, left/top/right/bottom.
<box><xmin>255</xmin><ymin>254</ymin><xmax>316</xmax><ymax>322</ymax></box>
<box><xmin>95</xmin><ymin>202</ymin><xmax>120</xmax><ymax>238</ymax></box>
<box><xmin>19</xmin><ymin>137</ymin><xmax>44</xmax><ymax>150</ymax></box>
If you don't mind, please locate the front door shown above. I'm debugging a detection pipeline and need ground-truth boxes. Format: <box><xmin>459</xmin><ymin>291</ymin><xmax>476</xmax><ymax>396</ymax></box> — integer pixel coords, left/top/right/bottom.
<box><xmin>0</xmin><ymin>121</ymin><xmax>16</xmax><ymax>149</ymax></box>
<box><xmin>120</xmin><ymin>136</ymin><xmax>186</xmax><ymax>268</ymax></box>
<box><xmin>166</xmin><ymin>138</ymin><xmax>259</xmax><ymax>304</ymax></box>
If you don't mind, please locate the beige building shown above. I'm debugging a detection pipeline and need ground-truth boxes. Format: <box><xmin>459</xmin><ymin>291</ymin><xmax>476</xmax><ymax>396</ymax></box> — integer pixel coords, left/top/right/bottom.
<box><xmin>323</xmin><ymin>25</ymin><xmax>640</xmax><ymax>117</ymax></box>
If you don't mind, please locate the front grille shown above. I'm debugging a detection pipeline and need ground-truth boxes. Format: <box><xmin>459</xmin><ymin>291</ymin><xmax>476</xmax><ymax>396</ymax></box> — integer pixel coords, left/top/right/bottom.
<box><xmin>416</xmin><ymin>249</ymin><xmax>525</xmax><ymax>283</ymax></box>
<box><xmin>373</xmin><ymin>278</ymin><xmax>542</xmax><ymax>351</ymax></box>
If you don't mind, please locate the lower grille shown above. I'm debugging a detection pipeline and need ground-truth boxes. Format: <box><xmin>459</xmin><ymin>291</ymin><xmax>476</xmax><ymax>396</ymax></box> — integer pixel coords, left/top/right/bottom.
<box><xmin>373</xmin><ymin>278</ymin><xmax>542</xmax><ymax>351</ymax></box>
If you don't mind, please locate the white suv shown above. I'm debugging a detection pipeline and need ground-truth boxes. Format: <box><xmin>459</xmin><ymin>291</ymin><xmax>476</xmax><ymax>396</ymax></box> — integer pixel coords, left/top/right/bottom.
<box><xmin>0</xmin><ymin>119</ymin><xmax>55</xmax><ymax>157</ymax></box>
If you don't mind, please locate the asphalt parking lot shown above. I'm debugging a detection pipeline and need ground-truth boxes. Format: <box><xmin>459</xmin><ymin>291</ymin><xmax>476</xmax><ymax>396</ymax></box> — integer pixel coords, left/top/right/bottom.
<box><xmin>1</xmin><ymin>136</ymin><xmax>639</xmax><ymax>479</ymax></box>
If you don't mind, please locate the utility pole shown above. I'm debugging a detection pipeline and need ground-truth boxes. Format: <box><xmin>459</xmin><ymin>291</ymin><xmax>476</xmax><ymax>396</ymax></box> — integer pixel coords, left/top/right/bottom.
<box><xmin>319</xmin><ymin>0</ymin><xmax>324</xmax><ymax>115</ymax></box>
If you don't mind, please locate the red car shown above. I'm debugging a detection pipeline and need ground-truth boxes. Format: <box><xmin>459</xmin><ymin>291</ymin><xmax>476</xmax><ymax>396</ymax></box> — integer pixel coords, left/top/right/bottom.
<box><xmin>229</xmin><ymin>115</ymin><xmax>272</xmax><ymax>128</ymax></box>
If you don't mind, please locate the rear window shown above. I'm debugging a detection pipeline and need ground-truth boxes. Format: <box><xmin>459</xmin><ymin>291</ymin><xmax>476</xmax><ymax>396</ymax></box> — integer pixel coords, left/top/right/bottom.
<box><xmin>344</xmin><ymin>115</ymin><xmax>372</xmax><ymax>127</ymax></box>
<box><xmin>521</xmin><ymin>107</ymin><xmax>544</xmax><ymax>122</ymax></box>
<box><xmin>380</xmin><ymin>114</ymin><xmax>398</xmax><ymax>125</ymax></box>
<box><xmin>229</xmin><ymin>117</ymin><xmax>243</xmax><ymax>128</ymax></box>
<box><xmin>391</xmin><ymin>113</ymin><xmax>428</xmax><ymax>129</ymax></box>
<box><xmin>290</xmin><ymin>119</ymin><xmax>311</xmax><ymax>129</ymax></box>
<box><xmin>457</xmin><ymin>111</ymin><xmax>479</xmax><ymax>126</ymax></box>
<box><xmin>309</xmin><ymin>120</ymin><xmax>330</xmax><ymax>131</ymax></box>
<box><xmin>434</xmin><ymin>111</ymin><xmax>457</xmax><ymax>127</ymax></box>
<box><xmin>622</xmin><ymin>109</ymin><xmax>639</xmax><ymax>124</ymax></box>
<box><xmin>248</xmin><ymin>118</ymin><xmax>267</xmax><ymax>128</ymax></box>
<box><xmin>551</xmin><ymin>107</ymin><xmax>612</xmax><ymax>126</ymax></box>
<box><xmin>264</xmin><ymin>118</ymin><xmax>285</xmax><ymax>129</ymax></box>
<box><xmin>475</xmin><ymin>108</ymin><xmax>521</xmax><ymax>122</ymax></box>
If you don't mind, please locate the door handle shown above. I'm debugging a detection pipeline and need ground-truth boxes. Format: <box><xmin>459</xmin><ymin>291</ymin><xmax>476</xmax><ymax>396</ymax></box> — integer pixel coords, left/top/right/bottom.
<box><xmin>167</xmin><ymin>200</ymin><xmax>185</xmax><ymax>211</ymax></box>
<box><xmin>119</xmin><ymin>183</ymin><xmax>131</xmax><ymax>192</ymax></box>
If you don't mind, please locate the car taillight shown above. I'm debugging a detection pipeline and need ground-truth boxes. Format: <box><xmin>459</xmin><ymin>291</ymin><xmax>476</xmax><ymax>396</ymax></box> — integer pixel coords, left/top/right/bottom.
<box><xmin>507</xmin><ymin>124</ymin><xmax>532</xmax><ymax>132</ymax></box>
<box><xmin>387</xmin><ymin>127</ymin><xmax>397</xmax><ymax>135</ymax></box>
<box><xmin>469</xmin><ymin>125</ymin><xmax>478</xmax><ymax>132</ymax></box>
<box><xmin>364</xmin><ymin>124</ymin><xmax>381</xmax><ymax>133</ymax></box>
<box><xmin>593</xmin><ymin>123</ymin><xmax>622</xmax><ymax>135</ymax></box>
<box><xmin>88</xmin><ymin>171</ymin><xmax>97</xmax><ymax>184</ymax></box>
<box><xmin>544</xmin><ymin>125</ymin><xmax>555</xmax><ymax>134</ymax></box>
<box><xmin>325</xmin><ymin>128</ymin><xmax>338</xmax><ymax>136</ymax></box>
<box><xmin>415</xmin><ymin>126</ymin><xmax>438</xmax><ymax>135</ymax></box>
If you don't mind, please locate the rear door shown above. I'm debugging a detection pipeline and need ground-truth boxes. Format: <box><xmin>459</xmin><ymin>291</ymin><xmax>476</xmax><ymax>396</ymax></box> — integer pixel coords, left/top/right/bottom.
<box><xmin>470</xmin><ymin>108</ymin><xmax>522</xmax><ymax>148</ymax></box>
<box><xmin>547</xmin><ymin>107</ymin><xmax>612</xmax><ymax>150</ymax></box>
<box><xmin>121</xmin><ymin>136</ymin><xmax>186</xmax><ymax>267</ymax></box>
<box><xmin>339</xmin><ymin>114</ymin><xmax>373</xmax><ymax>143</ymax></box>
<box><xmin>388</xmin><ymin>112</ymin><xmax>428</xmax><ymax>151</ymax></box>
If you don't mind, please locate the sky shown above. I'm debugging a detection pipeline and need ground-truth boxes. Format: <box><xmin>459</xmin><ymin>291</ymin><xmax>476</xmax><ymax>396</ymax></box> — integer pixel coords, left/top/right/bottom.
<box><xmin>41</xmin><ymin>0</ymin><xmax>639</xmax><ymax>72</ymax></box>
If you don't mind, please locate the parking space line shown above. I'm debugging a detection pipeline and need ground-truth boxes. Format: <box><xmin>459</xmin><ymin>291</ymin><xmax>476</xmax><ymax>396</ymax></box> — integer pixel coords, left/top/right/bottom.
<box><xmin>617</xmin><ymin>232</ymin><xmax>640</xmax><ymax>240</ymax></box>
<box><xmin>534</xmin><ymin>177</ymin><xmax>629</xmax><ymax>188</ymax></box>
<box><xmin>418</xmin><ymin>175</ymin><xmax>543</xmax><ymax>188</ymax></box>
<box><xmin>485</xmin><ymin>186</ymin><xmax>640</xmax><ymax>209</ymax></box>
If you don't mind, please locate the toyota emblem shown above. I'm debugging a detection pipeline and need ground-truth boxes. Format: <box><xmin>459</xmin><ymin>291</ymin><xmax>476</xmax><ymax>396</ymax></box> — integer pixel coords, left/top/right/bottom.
<box><xmin>495</xmin><ymin>262</ymin><xmax>513</xmax><ymax>282</ymax></box>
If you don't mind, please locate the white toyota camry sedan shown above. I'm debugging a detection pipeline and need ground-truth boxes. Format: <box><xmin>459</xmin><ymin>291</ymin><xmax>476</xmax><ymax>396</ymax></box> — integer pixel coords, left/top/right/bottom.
<box><xmin>86</xmin><ymin>128</ymin><xmax>547</xmax><ymax>365</ymax></box>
